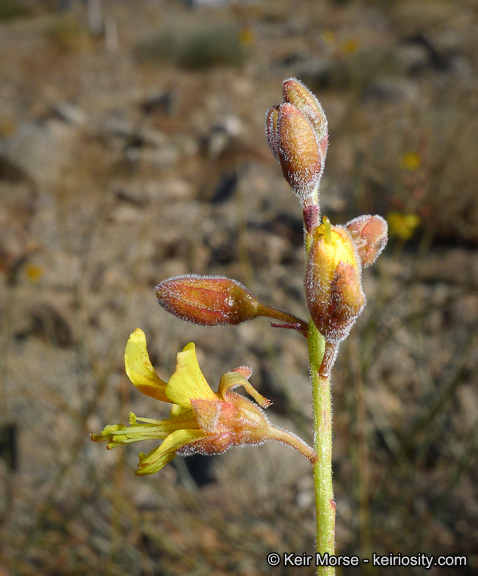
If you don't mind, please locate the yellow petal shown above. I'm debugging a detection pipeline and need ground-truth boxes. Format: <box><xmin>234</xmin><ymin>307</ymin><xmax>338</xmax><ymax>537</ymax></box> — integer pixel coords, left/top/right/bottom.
<box><xmin>170</xmin><ymin>404</ymin><xmax>190</xmax><ymax>417</ymax></box>
<box><xmin>166</xmin><ymin>342</ymin><xmax>217</xmax><ymax>408</ymax></box>
<box><xmin>125</xmin><ymin>329</ymin><xmax>169</xmax><ymax>402</ymax></box>
<box><xmin>135</xmin><ymin>428</ymin><xmax>204</xmax><ymax>475</ymax></box>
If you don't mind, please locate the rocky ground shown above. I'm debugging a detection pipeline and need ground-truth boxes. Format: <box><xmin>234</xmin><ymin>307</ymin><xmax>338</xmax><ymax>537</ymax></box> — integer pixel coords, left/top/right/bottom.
<box><xmin>0</xmin><ymin>0</ymin><xmax>477</xmax><ymax>575</ymax></box>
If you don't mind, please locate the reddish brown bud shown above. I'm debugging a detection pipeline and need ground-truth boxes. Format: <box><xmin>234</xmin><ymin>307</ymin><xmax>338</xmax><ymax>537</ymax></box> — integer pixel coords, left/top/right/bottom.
<box><xmin>276</xmin><ymin>103</ymin><xmax>322</xmax><ymax>202</ymax></box>
<box><xmin>346</xmin><ymin>215</ymin><xmax>388</xmax><ymax>268</ymax></box>
<box><xmin>265</xmin><ymin>105</ymin><xmax>280</xmax><ymax>161</ymax></box>
<box><xmin>282</xmin><ymin>77</ymin><xmax>328</xmax><ymax>152</ymax></box>
<box><xmin>265</xmin><ymin>78</ymin><xmax>328</xmax><ymax>205</ymax></box>
<box><xmin>305</xmin><ymin>220</ymin><xmax>365</xmax><ymax>343</ymax></box>
<box><xmin>155</xmin><ymin>275</ymin><xmax>262</xmax><ymax>326</ymax></box>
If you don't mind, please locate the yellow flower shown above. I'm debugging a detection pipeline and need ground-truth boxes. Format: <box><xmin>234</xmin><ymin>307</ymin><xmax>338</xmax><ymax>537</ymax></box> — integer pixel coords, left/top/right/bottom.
<box><xmin>238</xmin><ymin>27</ymin><xmax>254</xmax><ymax>46</ymax></box>
<box><xmin>320</xmin><ymin>30</ymin><xmax>337</xmax><ymax>46</ymax></box>
<box><xmin>92</xmin><ymin>329</ymin><xmax>316</xmax><ymax>475</ymax></box>
<box><xmin>387</xmin><ymin>212</ymin><xmax>420</xmax><ymax>240</ymax></box>
<box><xmin>341</xmin><ymin>38</ymin><xmax>359</xmax><ymax>55</ymax></box>
<box><xmin>400</xmin><ymin>151</ymin><xmax>421</xmax><ymax>172</ymax></box>
<box><xmin>25</xmin><ymin>263</ymin><xmax>44</xmax><ymax>282</ymax></box>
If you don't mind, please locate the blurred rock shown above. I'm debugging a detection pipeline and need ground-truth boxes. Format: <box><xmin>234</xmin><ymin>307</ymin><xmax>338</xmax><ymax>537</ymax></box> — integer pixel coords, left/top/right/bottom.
<box><xmin>27</xmin><ymin>303</ymin><xmax>75</xmax><ymax>348</ymax></box>
<box><xmin>99</xmin><ymin>117</ymin><xmax>180</xmax><ymax>169</ymax></box>
<box><xmin>292</xmin><ymin>58</ymin><xmax>334</xmax><ymax>91</ymax></box>
<box><xmin>113</xmin><ymin>183</ymin><xmax>150</xmax><ymax>207</ymax></box>
<box><xmin>0</xmin><ymin>423</ymin><xmax>17</xmax><ymax>472</ymax></box>
<box><xmin>394</xmin><ymin>41</ymin><xmax>431</xmax><ymax>74</ymax></box>
<box><xmin>391</xmin><ymin>0</ymin><xmax>458</xmax><ymax>37</ymax></box>
<box><xmin>456</xmin><ymin>386</ymin><xmax>478</xmax><ymax>434</ymax></box>
<box><xmin>101</xmin><ymin>117</ymin><xmax>167</xmax><ymax>149</ymax></box>
<box><xmin>210</xmin><ymin>169</ymin><xmax>238</xmax><ymax>204</ymax></box>
<box><xmin>181</xmin><ymin>0</ymin><xmax>247</xmax><ymax>7</ymax></box>
<box><xmin>51</xmin><ymin>102</ymin><xmax>88</xmax><ymax>126</ymax></box>
<box><xmin>363</xmin><ymin>77</ymin><xmax>419</xmax><ymax>105</ymax></box>
<box><xmin>402</xmin><ymin>33</ymin><xmax>460</xmax><ymax>73</ymax></box>
<box><xmin>296</xmin><ymin>48</ymin><xmax>402</xmax><ymax>92</ymax></box>
<box><xmin>139</xmin><ymin>90</ymin><xmax>176</xmax><ymax>116</ymax></box>
<box><xmin>202</xmin><ymin>115</ymin><xmax>243</xmax><ymax>159</ymax></box>
<box><xmin>0</xmin><ymin>120</ymin><xmax>76</xmax><ymax>187</ymax></box>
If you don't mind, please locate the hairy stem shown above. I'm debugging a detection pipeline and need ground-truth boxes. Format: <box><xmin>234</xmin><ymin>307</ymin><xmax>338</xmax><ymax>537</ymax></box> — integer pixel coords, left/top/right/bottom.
<box><xmin>309</xmin><ymin>323</ymin><xmax>336</xmax><ymax>574</ymax></box>
<box><xmin>269</xmin><ymin>425</ymin><xmax>317</xmax><ymax>464</ymax></box>
<box><xmin>305</xmin><ymin>204</ymin><xmax>336</xmax><ymax>575</ymax></box>
<box><xmin>259</xmin><ymin>304</ymin><xmax>309</xmax><ymax>335</ymax></box>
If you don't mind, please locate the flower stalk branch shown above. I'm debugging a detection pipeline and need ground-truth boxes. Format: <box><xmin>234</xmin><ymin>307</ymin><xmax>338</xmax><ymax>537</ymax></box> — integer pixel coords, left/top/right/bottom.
<box><xmin>155</xmin><ymin>274</ymin><xmax>309</xmax><ymax>335</ymax></box>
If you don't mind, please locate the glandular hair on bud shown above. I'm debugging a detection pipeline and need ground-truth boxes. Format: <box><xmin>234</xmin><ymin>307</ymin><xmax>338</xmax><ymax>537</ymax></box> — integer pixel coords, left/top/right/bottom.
<box><xmin>305</xmin><ymin>224</ymin><xmax>365</xmax><ymax>343</ymax></box>
<box><xmin>155</xmin><ymin>275</ymin><xmax>262</xmax><ymax>326</ymax></box>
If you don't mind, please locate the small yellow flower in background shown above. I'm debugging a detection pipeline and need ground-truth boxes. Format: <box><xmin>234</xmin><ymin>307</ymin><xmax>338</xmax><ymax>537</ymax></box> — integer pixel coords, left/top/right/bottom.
<box><xmin>320</xmin><ymin>30</ymin><xmax>337</xmax><ymax>46</ymax></box>
<box><xmin>25</xmin><ymin>263</ymin><xmax>44</xmax><ymax>282</ymax></box>
<box><xmin>341</xmin><ymin>38</ymin><xmax>359</xmax><ymax>55</ymax></box>
<box><xmin>238</xmin><ymin>26</ymin><xmax>254</xmax><ymax>46</ymax></box>
<box><xmin>400</xmin><ymin>151</ymin><xmax>421</xmax><ymax>172</ymax></box>
<box><xmin>387</xmin><ymin>212</ymin><xmax>420</xmax><ymax>240</ymax></box>
<box><xmin>92</xmin><ymin>329</ymin><xmax>316</xmax><ymax>475</ymax></box>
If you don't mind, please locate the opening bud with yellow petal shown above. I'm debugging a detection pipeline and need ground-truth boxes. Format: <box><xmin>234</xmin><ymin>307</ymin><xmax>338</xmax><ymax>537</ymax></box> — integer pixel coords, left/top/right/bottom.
<box><xmin>305</xmin><ymin>218</ymin><xmax>365</xmax><ymax>344</ymax></box>
<box><xmin>346</xmin><ymin>214</ymin><xmax>388</xmax><ymax>268</ymax></box>
<box><xmin>266</xmin><ymin>78</ymin><xmax>328</xmax><ymax>205</ymax></box>
<box><xmin>156</xmin><ymin>274</ymin><xmax>309</xmax><ymax>335</ymax></box>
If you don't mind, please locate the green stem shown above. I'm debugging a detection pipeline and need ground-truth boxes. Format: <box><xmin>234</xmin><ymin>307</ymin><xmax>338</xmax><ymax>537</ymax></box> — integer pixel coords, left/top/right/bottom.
<box><xmin>304</xmin><ymin>199</ymin><xmax>336</xmax><ymax>575</ymax></box>
<box><xmin>309</xmin><ymin>327</ymin><xmax>336</xmax><ymax>575</ymax></box>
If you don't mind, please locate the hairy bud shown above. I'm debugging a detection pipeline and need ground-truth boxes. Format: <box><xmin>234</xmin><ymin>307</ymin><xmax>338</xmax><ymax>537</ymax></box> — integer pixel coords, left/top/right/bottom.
<box><xmin>305</xmin><ymin>219</ymin><xmax>365</xmax><ymax>343</ymax></box>
<box><xmin>265</xmin><ymin>106</ymin><xmax>280</xmax><ymax>161</ymax></box>
<box><xmin>266</xmin><ymin>78</ymin><xmax>328</xmax><ymax>205</ymax></box>
<box><xmin>282</xmin><ymin>77</ymin><xmax>328</xmax><ymax>160</ymax></box>
<box><xmin>346</xmin><ymin>215</ymin><xmax>388</xmax><ymax>268</ymax></box>
<box><xmin>155</xmin><ymin>275</ymin><xmax>262</xmax><ymax>326</ymax></box>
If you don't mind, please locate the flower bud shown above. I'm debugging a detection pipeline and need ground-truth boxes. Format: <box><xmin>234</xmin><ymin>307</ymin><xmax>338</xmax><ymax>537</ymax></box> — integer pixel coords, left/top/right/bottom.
<box><xmin>346</xmin><ymin>215</ymin><xmax>388</xmax><ymax>268</ymax></box>
<box><xmin>265</xmin><ymin>105</ymin><xmax>280</xmax><ymax>161</ymax></box>
<box><xmin>155</xmin><ymin>275</ymin><xmax>262</xmax><ymax>326</ymax></box>
<box><xmin>305</xmin><ymin>219</ymin><xmax>365</xmax><ymax>343</ymax></box>
<box><xmin>266</xmin><ymin>78</ymin><xmax>328</xmax><ymax>205</ymax></box>
<box><xmin>282</xmin><ymin>77</ymin><xmax>328</xmax><ymax>159</ymax></box>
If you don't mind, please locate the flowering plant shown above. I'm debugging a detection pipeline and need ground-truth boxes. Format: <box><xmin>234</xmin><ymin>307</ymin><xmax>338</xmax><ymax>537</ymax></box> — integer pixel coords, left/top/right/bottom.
<box><xmin>92</xmin><ymin>78</ymin><xmax>387</xmax><ymax>576</ymax></box>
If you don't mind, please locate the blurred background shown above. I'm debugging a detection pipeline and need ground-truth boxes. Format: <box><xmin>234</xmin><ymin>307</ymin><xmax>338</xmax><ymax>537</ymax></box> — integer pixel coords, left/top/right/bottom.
<box><xmin>0</xmin><ymin>0</ymin><xmax>477</xmax><ymax>574</ymax></box>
